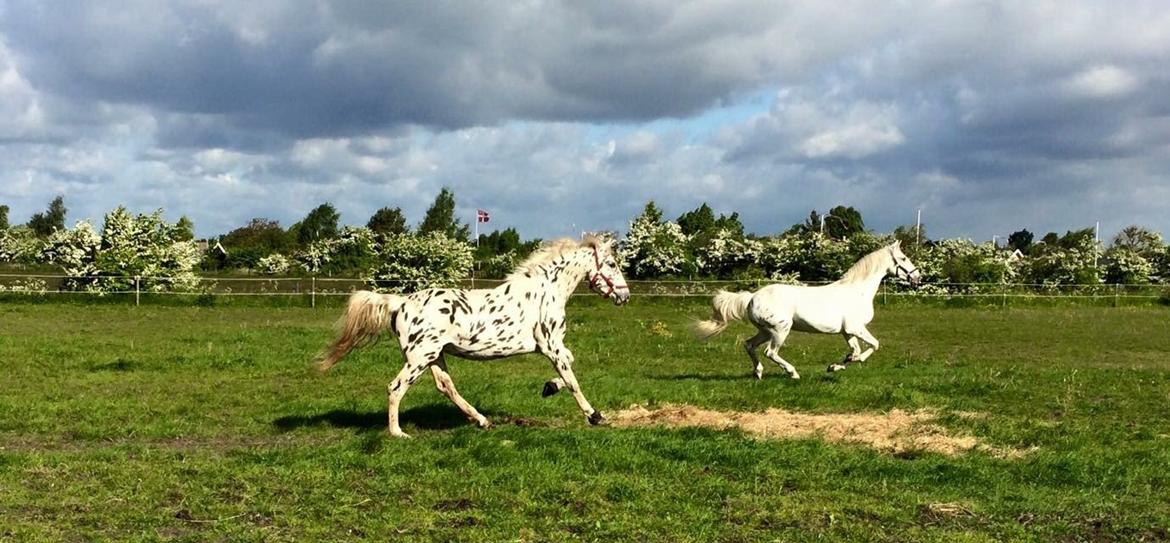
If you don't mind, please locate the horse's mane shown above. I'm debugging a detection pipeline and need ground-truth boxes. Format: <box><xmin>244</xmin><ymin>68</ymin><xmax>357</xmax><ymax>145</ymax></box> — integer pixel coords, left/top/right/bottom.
<box><xmin>507</xmin><ymin>234</ymin><xmax>607</xmax><ymax>280</ymax></box>
<box><xmin>837</xmin><ymin>244</ymin><xmax>895</xmax><ymax>284</ymax></box>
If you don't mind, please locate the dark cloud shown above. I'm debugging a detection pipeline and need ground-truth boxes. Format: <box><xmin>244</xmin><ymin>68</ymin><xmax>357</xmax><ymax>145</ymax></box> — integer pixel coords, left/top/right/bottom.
<box><xmin>2</xmin><ymin>1</ymin><xmax>1170</xmax><ymax>242</ymax></box>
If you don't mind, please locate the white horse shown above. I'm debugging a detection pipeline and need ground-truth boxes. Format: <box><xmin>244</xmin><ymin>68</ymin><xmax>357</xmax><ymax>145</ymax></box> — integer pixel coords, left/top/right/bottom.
<box><xmin>314</xmin><ymin>235</ymin><xmax>630</xmax><ymax>438</ymax></box>
<box><xmin>693</xmin><ymin>241</ymin><xmax>921</xmax><ymax>377</ymax></box>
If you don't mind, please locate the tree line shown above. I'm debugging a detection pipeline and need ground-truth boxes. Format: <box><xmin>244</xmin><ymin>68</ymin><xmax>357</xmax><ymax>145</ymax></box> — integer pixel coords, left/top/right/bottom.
<box><xmin>3</xmin><ymin>192</ymin><xmax>1170</xmax><ymax>290</ymax></box>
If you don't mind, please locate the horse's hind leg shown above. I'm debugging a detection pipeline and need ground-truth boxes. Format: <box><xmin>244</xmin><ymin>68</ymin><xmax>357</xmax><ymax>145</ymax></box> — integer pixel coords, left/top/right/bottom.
<box><xmin>744</xmin><ymin>330</ymin><xmax>769</xmax><ymax>380</ymax></box>
<box><xmin>764</xmin><ymin>323</ymin><xmax>799</xmax><ymax>379</ymax></box>
<box><xmin>386</xmin><ymin>349</ymin><xmax>435</xmax><ymax>438</ymax></box>
<box><xmin>430</xmin><ymin>357</ymin><xmax>491</xmax><ymax>429</ymax></box>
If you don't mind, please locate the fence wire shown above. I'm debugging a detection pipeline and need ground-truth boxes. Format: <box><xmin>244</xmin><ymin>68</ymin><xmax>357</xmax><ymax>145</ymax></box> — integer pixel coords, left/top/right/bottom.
<box><xmin>2</xmin><ymin>272</ymin><xmax>1168</xmax><ymax>306</ymax></box>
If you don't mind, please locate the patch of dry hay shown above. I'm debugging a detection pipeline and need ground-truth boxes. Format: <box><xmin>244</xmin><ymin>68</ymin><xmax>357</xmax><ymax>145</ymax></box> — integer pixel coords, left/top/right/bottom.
<box><xmin>612</xmin><ymin>404</ymin><xmax>1026</xmax><ymax>458</ymax></box>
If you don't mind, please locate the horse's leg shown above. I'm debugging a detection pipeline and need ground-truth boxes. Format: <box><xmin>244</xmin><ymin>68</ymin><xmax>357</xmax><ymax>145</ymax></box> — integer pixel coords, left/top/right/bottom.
<box><xmin>541</xmin><ymin>377</ymin><xmax>566</xmax><ymax>397</ymax></box>
<box><xmin>430</xmin><ymin>356</ymin><xmax>491</xmax><ymax>429</ymax></box>
<box><xmin>852</xmin><ymin>327</ymin><xmax>880</xmax><ymax>362</ymax></box>
<box><xmin>545</xmin><ymin>348</ymin><xmax>604</xmax><ymax>426</ymax></box>
<box><xmin>763</xmin><ymin>322</ymin><xmax>799</xmax><ymax>379</ymax></box>
<box><xmin>828</xmin><ymin>335</ymin><xmax>862</xmax><ymax>373</ymax></box>
<box><xmin>744</xmin><ymin>329</ymin><xmax>769</xmax><ymax>380</ymax></box>
<box><xmin>386</xmin><ymin>349</ymin><xmax>435</xmax><ymax>438</ymax></box>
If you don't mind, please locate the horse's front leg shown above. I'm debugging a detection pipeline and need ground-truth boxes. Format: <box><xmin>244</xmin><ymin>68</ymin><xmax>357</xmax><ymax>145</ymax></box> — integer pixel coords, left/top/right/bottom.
<box><xmin>852</xmin><ymin>327</ymin><xmax>880</xmax><ymax>362</ymax></box>
<box><xmin>543</xmin><ymin>346</ymin><xmax>604</xmax><ymax>426</ymax></box>
<box><xmin>828</xmin><ymin>336</ymin><xmax>864</xmax><ymax>373</ymax></box>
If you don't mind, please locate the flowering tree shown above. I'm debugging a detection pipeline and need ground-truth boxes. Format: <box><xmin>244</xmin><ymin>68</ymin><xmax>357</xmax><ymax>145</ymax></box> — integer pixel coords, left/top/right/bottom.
<box><xmin>41</xmin><ymin>221</ymin><xmax>101</xmax><ymax>287</ymax></box>
<box><xmin>620</xmin><ymin>203</ymin><xmax>694</xmax><ymax>278</ymax></box>
<box><xmin>41</xmin><ymin>208</ymin><xmax>201</xmax><ymax>292</ymax></box>
<box><xmin>0</xmin><ymin>226</ymin><xmax>46</xmax><ymax>264</ymax></box>
<box><xmin>693</xmin><ymin>228</ymin><xmax>758</xmax><ymax>278</ymax></box>
<box><xmin>294</xmin><ymin>226</ymin><xmax>378</xmax><ymax>275</ymax></box>
<box><xmin>1102</xmin><ymin>248</ymin><xmax>1155</xmax><ymax>285</ymax></box>
<box><xmin>1020</xmin><ymin>234</ymin><xmax>1100</xmax><ymax>286</ymax></box>
<box><xmin>915</xmin><ymin>239</ymin><xmax>1016</xmax><ymax>290</ymax></box>
<box><xmin>367</xmin><ymin>232</ymin><xmax>474</xmax><ymax>292</ymax></box>
<box><xmin>257</xmin><ymin>253</ymin><xmax>292</xmax><ymax>276</ymax></box>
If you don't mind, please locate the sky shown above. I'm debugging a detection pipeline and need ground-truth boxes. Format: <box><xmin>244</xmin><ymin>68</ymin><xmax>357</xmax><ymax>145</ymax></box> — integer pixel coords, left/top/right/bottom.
<box><xmin>2</xmin><ymin>1</ymin><xmax>1169</xmax><ymax>242</ymax></box>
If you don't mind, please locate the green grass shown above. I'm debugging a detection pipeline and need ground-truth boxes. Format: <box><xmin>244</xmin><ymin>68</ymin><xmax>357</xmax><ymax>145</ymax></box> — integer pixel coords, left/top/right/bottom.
<box><xmin>2</xmin><ymin>298</ymin><xmax>1169</xmax><ymax>542</ymax></box>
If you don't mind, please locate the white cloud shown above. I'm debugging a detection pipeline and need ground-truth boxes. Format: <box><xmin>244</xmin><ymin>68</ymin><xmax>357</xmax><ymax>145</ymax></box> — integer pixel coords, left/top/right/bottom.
<box><xmin>1063</xmin><ymin>64</ymin><xmax>1140</xmax><ymax>98</ymax></box>
<box><xmin>0</xmin><ymin>41</ymin><xmax>44</xmax><ymax>138</ymax></box>
<box><xmin>2</xmin><ymin>1</ymin><xmax>1170</xmax><ymax>243</ymax></box>
<box><xmin>798</xmin><ymin>123</ymin><xmax>905</xmax><ymax>159</ymax></box>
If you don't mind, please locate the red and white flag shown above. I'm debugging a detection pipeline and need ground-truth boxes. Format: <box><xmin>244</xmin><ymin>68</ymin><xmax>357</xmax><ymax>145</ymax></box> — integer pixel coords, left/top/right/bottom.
<box><xmin>476</xmin><ymin>209</ymin><xmax>490</xmax><ymax>223</ymax></box>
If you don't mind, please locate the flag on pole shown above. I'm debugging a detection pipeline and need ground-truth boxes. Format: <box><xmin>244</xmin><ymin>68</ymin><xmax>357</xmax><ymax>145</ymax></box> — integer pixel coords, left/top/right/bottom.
<box><xmin>477</xmin><ymin>209</ymin><xmax>490</xmax><ymax>223</ymax></box>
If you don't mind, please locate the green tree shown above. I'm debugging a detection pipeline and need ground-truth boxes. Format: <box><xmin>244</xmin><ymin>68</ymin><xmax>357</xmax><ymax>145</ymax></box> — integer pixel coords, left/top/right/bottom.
<box><xmin>175</xmin><ymin>216</ymin><xmax>195</xmax><ymax>242</ymax></box>
<box><xmin>28</xmin><ymin>196</ymin><xmax>67</xmax><ymax>237</ymax></box>
<box><xmin>714</xmin><ymin>212</ymin><xmax>745</xmax><ymax>236</ymax></box>
<box><xmin>475</xmin><ymin>227</ymin><xmax>539</xmax><ymax>259</ymax></box>
<box><xmin>367</xmin><ymin>207</ymin><xmax>409</xmax><ymax>236</ymax></box>
<box><xmin>823</xmin><ymin>205</ymin><xmax>865</xmax><ymax>239</ymax></box>
<box><xmin>678</xmin><ymin>203</ymin><xmax>744</xmax><ymax>238</ymax></box>
<box><xmin>289</xmin><ymin>203</ymin><xmax>340</xmax><ymax>246</ymax></box>
<box><xmin>785</xmin><ymin>210</ymin><xmax>822</xmax><ymax>236</ymax></box>
<box><xmin>0</xmin><ymin>204</ymin><xmax>9</xmax><ymax>230</ymax></box>
<box><xmin>1111</xmin><ymin>225</ymin><xmax>1162</xmax><ymax>256</ymax></box>
<box><xmin>418</xmin><ymin>188</ymin><xmax>470</xmax><ymax>241</ymax></box>
<box><xmin>1008</xmin><ymin>229</ymin><xmax>1033</xmax><ymax>253</ymax></box>
<box><xmin>218</xmin><ymin>218</ymin><xmax>293</xmax><ymax>269</ymax></box>
<box><xmin>677</xmin><ymin>204</ymin><xmax>716</xmax><ymax>236</ymax></box>
<box><xmin>638</xmin><ymin>200</ymin><xmax>664</xmax><ymax>224</ymax></box>
<box><xmin>803</xmin><ymin>210</ymin><xmax>823</xmax><ymax>234</ymax></box>
<box><xmin>1057</xmin><ymin>228</ymin><xmax>1097</xmax><ymax>251</ymax></box>
<box><xmin>893</xmin><ymin>224</ymin><xmax>927</xmax><ymax>253</ymax></box>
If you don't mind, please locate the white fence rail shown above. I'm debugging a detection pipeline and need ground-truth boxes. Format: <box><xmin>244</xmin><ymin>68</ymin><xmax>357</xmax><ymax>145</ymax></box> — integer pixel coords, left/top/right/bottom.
<box><xmin>2</xmin><ymin>272</ymin><xmax>1168</xmax><ymax>306</ymax></box>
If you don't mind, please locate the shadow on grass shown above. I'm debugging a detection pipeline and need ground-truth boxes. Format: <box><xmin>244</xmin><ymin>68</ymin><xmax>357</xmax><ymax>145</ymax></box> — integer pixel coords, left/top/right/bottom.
<box><xmin>272</xmin><ymin>403</ymin><xmax>479</xmax><ymax>433</ymax></box>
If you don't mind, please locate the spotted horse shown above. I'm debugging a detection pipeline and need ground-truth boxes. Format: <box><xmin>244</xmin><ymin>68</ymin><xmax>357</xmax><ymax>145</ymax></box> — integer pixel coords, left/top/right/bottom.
<box><xmin>314</xmin><ymin>234</ymin><xmax>630</xmax><ymax>438</ymax></box>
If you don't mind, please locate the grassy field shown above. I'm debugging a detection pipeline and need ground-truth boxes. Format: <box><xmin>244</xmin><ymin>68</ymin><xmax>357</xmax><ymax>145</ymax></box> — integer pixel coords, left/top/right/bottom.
<box><xmin>2</xmin><ymin>297</ymin><xmax>1169</xmax><ymax>542</ymax></box>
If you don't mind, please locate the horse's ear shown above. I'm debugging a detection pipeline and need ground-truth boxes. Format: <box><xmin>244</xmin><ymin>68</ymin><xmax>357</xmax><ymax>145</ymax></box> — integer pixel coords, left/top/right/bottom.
<box><xmin>893</xmin><ymin>239</ymin><xmax>902</xmax><ymax>248</ymax></box>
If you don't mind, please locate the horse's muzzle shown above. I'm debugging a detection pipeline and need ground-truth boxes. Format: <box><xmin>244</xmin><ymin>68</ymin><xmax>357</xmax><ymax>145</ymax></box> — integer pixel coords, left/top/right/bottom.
<box><xmin>613</xmin><ymin>289</ymin><xmax>631</xmax><ymax>306</ymax></box>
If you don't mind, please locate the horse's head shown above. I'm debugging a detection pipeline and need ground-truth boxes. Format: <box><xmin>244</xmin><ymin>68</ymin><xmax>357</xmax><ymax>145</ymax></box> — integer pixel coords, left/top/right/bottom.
<box><xmin>586</xmin><ymin>240</ymin><xmax>630</xmax><ymax>305</ymax></box>
<box><xmin>887</xmin><ymin>241</ymin><xmax>922</xmax><ymax>286</ymax></box>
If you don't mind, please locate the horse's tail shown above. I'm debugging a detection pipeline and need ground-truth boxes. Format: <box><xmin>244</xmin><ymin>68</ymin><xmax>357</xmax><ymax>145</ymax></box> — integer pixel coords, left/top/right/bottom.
<box><xmin>692</xmin><ymin>289</ymin><xmax>754</xmax><ymax>341</ymax></box>
<box><xmin>314</xmin><ymin>290</ymin><xmax>405</xmax><ymax>372</ymax></box>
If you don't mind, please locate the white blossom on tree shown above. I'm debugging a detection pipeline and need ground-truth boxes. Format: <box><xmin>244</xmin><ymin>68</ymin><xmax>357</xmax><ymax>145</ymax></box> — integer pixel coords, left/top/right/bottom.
<box><xmin>366</xmin><ymin>232</ymin><xmax>474</xmax><ymax>292</ymax></box>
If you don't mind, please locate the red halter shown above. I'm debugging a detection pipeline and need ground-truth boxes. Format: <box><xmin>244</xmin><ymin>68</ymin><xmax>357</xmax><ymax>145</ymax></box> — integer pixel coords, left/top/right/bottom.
<box><xmin>591</xmin><ymin>246</ymin><xmax>627</xmax><ymax>298</ymax></box>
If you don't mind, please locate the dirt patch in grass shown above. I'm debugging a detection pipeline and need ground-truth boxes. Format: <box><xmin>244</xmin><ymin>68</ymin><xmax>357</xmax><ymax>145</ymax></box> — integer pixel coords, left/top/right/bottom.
<box><xmin>612</xmin><ymin>404</ymin><xmax>1027</xmax><ymax>458</ymax></box>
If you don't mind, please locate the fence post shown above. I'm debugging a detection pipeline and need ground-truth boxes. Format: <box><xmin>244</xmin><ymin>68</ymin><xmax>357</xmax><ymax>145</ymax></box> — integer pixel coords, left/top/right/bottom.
<box><xmin>311</xmin><ymin>276</ymin><xmax>316</xmax><ymax>308</ymax></box>
<box><xmin>134</xmin><ymin>275</ymin><xmax>140</xmax><ymax>307</ymax></box>
<box><xmin>1114</xmin><ymin>283</ymin><xmax>1120</xmax><ymax>308</ymax></box>
<box><xmin>1001</xmin><ymin>283</ymin><xmax>1007</xmax><ymax>308</ymax></box>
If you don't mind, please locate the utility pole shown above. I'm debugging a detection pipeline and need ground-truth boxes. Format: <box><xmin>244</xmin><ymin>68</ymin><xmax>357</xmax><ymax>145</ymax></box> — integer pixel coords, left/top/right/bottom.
<box><xmin>915</xmin><ymin>209</ymin><xmax>922</xmax><ymax>246</ymax></box>
<box><xmin>1094</xmin><ymin>221</ymin><xmax>1100</xmax><ymax>268</ymax></box>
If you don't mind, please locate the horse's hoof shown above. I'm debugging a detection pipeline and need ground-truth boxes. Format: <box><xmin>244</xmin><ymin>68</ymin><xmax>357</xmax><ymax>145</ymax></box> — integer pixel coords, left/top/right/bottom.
<box><xmin>476</xmin><ymin>418</ymin><xmax>492</xmax><ymax>429</ymax></box>
<box><xmin>790</xmin><ymin>373</ymin><xmax>801</xmax><ymax>380</ymax></box>
<box><xmin>541</xmin><ymin>381</ymin><xmax>560</xmax><ymax>398</ymax></box>
<box><xmin>827</xmin><ymin>364</ymin><xmax>846</xmax><ymax>373</ymax></box>
<box><xmin>754</xmin><ymin>372</ymin><xmax>763</xmax><ymax>380</ymax></box>
<box><xmin>588</xmin><ymin>411</ymin><xmax>607</xmax><ymax>426</ymax></box>
<box><xmin>389</xmin><ymin>429</ymin><xmax>413</xmax><ymax>439</ymax></box>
